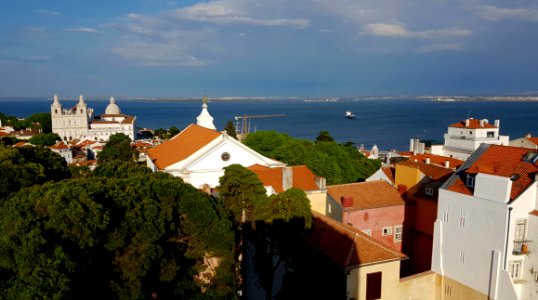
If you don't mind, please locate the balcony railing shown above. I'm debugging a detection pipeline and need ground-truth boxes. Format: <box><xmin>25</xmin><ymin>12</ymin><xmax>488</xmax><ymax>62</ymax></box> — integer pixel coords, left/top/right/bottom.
<box><xmin>513</xmin><ymin>240</ymin><xmax>530</xmax><ymax>255</ymax></box>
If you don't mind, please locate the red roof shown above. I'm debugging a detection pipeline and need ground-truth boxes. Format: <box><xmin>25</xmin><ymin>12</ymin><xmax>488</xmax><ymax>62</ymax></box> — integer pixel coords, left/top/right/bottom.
<box><xmin>50</xmin><ymin>142</ymin><xmax>69</xmax><ymax>150</ymax></box>
<box><xmin>147</xmin><ymin>124</ymin><xmax>221</xmax><ymax>170</ymax></box>
<box><xmin>449</xmin><ymin>118</ymin><xmax>496</xmax><ymax>129</ymax></box>
<box><xmin>13</xmin><ymin>142</ymin><xmax>28</xmax><ymax>147</ymax></box>
<box><xmin>400</xmin><ymin>153</ymin><xmax>463</xmax><ymax>169</ymax></box>
<box><xmin>381</xmin><ymin>166</ymin><xmax>395</xmax><ymax>184</ymax></box>
<box><xmin>305</xmin><ymin>212</ymin><xmax>405</xmax><ymax>268</ymax></box>
<box><xmin>527</xmin><ymin>137</ymin><xmax>538</xmax><ymax>146</ymax></box>
<box><xmin>327</xmin><ymin>181</ymin><xmax>404</xmax><ymax>210</ymax></box>
<box><xmin>247</xmin><ymin>164</ymin><xmax>320</xmax><ymax>192</ymax></box>
<box><xmin>447</xmin><ymin>145</ymin><xmax>538</xmax><ymax>200</ymax></box>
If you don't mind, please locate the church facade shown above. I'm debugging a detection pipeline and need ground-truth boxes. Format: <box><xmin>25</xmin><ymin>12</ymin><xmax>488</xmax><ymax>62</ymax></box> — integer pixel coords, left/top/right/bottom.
<box><xmin>51</xmin><ymin>94</ymin><xmax>136</xmax><ymax>141</ymax></box>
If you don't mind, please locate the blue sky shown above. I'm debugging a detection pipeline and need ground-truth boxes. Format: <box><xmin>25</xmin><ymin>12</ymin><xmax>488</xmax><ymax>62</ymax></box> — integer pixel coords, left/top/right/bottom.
<box><xmin>1</xmin><ymin>0</ymin><xmax>537</xmax><ymax>97</ymax></box>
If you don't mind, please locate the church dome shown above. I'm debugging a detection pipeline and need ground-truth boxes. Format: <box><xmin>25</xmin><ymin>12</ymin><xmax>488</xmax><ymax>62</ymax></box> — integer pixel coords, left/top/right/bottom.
<box><xmin>105</xmin><ymin>97</ymin><xmax>121</xmax><ymax>115</ymax></box>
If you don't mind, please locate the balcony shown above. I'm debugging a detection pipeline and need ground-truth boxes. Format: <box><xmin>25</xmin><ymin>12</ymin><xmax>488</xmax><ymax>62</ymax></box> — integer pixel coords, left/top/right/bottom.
<box><xmin>513</xmin><ymin>240</ymin><xmax>530</xmax><ymax>255</ymax></box>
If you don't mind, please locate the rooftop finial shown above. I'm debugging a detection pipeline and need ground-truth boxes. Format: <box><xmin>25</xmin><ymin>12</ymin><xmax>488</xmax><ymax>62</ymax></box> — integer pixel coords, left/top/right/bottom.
<box><xmin>79</xmin><ymin>94</ymin><xmax>85</xmax><ymax>104</ymax></box>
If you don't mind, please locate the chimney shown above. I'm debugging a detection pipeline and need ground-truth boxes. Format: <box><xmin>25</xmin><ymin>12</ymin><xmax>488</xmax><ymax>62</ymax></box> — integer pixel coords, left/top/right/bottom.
<box><xmin>425</xmin><ymin>157</ymin><xmax>431</xmax><ymax>164</ymax></box>
<box><xmin>494</xmin><ymin>119</ymin><xmax>500</xmax><ymax>127</ymax></box>
<box><xmin>282</xmin><ymin>167</ymin><xmax>293</xmax><ymax>191</ymax></box>
<box><xmin>480</xmin><ymin>119</ymin><xmax>485</xmax><ymax>127</ymax></box>
<box><xmin>409</xmin><ymin>138</ymin><xmax>415</xmax><ymax>152</ymax></box>
<box><xmin>341</xmin><ymin>196</ymin><xmax>353</xmax><ymax>208</ymax></box>
<box><xmin>526</xmin><ymin>133</ymin><xmax>532</xmax><ymax>138</ymax></box>
<box><xmin>465</xmin><ymin>119</ymin><xmax>470</xmax><ymax>127</ymax></box>
<box><xmin>445</xmin><ymin>160</ymin><xmax>450</xmax><ymax>168</ymax></box>
<box><xmin>315</xmin><ymin>177</ymin><xmax>326</xmax><ymax>190</ymax></box>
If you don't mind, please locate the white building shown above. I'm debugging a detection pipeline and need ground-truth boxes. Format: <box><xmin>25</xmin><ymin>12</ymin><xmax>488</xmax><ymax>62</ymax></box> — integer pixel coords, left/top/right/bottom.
<box><xmin>432</xmin><ymin>144</ymin><xmax>538</xmax><ymax>299</ymax></box>
<box><xmin>429</xmin><ymin>118</ymin><xmax>509</xmax><ymax>160</ymax></box>
<box><xmin>49</xmin><ymin>141</ymin><xmax>73</xmax><ymax>164</ymax></box>
<box><xmin>51</xmin><ymin>95</ymin><xmax>136</xmax><ymax>142</ymax></box>
<box><xmin>510</xmin><ymin>133</ymin><xmax>538</xmax><ymax>150</ymax></box>
<box><xmin>146</xmin><ymin>98</ymin><xmax>285</xmax><ymax>189</ymax></box>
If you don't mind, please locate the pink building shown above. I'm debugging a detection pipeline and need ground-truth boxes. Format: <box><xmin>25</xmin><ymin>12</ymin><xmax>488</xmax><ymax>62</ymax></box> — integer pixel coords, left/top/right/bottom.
<box><xmin>326</xmin><ymin>181</ymin><xmax>405</xmax><ymax>252</ymax></box>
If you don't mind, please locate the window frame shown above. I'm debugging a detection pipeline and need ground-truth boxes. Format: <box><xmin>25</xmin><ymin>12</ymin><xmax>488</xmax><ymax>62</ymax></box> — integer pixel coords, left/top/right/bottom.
<box><xmin>382</xmin><ymin>226</ymin><xmax>392</xmax><ymax>236</ymax></box>
<box><xmin>394</xmin><ymin>225</ymin><xmax>403</xmax><ymax>242</ymax></box>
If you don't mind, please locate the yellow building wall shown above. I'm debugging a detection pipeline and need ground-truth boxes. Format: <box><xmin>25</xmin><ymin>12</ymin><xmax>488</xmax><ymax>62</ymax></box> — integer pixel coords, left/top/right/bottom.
<box><xmin>307</xmin><ymin>190</ymin><xmax>327</xmax><ymax>215</ymax></box>
<box><xmin>394</xmin><ymin>165</ymin><xmax>423</xmax><ymax>192</ymax></box>
<box><xmin>437</xmin><ymin>276</ymin><xmax>488</xmax><ymax>300</ymax></box>
<box><xmin>348</xmin><ymin>261</ymin><xmax>402</xmax><ymax>300</ymax></box>
<box><xmin>397</xmin><ymin>271</ymin><xmax>441</xmax><ymax>300</ymax></box>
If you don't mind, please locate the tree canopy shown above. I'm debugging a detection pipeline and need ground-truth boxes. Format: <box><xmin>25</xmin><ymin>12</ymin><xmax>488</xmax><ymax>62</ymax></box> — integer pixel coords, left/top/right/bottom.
<box><xmin>244</xmin><ymin>131</ymin><xmax>380</xmax><ymax>185</ymax></box>
<box><xmin>97</xmin><ymin>133</ymin><xmax>137</xmax><ymax>163</ymax></box>
<box><xmin>0</xmin><ymin>163</ymin><xmax>237</xmax><ymax>299</ymax></box>
<box><xmin>29</xmin><ymin>132</ymin><xmax>61</xmax><ymax>146</ymax></box>
<box><xmin>0</xmin><ymin>112</ymin><xmax>51</xmax><ymax>132</ymax></box>
<box><xmin>224</xmin><ymin>121</ymin><xmax>237</xmax><ymax>139</ymax></box>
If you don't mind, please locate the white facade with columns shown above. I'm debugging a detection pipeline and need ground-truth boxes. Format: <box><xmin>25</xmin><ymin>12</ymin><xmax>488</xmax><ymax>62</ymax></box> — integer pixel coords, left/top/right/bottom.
<box><xmin>51</xmin><ymin>95</ymin><xmax>136</xmax><ymax>141</ymax></box>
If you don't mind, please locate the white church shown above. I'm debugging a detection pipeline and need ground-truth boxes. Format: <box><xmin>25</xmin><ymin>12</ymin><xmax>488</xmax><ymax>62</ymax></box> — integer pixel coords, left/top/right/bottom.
<box><xmin>147</xmin><ymin>96</ymin><xmax>285</xmax><ymax>189</ymax></box>
<box><xmin>51</xmin><ymin>94</ymin><xmax>136</xmax><ymax>141</ymax></box>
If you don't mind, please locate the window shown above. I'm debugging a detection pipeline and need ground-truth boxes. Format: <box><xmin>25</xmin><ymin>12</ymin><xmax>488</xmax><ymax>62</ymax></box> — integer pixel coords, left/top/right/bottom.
<box><xmin>487</xmin><ymin>131</ymin><xmax>495</xmax><ymax>138</ymax></box>
<box><xmin>509</xmin><ymin>261</ymin><xmax>522</xmax><ymax>279</ymax></box>
<box><xmin>394</xmin><ymin>225</ymin><xmax>402</xmax><ymax>242</ymax></box>
<box><xmin>425</xmin><ymin>187</ymin><xmax>434</xmax><ymax>195</ymax></box>
<box><xmin>366</xmin><ymin>272</ymin><xmax>382</xmax><ymax>300</ymax></box>
<box><xmin>466</xmin><ymin>175</ymin><xmax>475</xmax><ymax>188</ymax></box>
<box><xmin>459</xmin><ymin>210</ymin><xmax>466</xmax><ymax>228</ymax></box>
<box><xmin>362</xmin><ymin>229</ymin><xmax>372</xmax><ymax>236</ymax></box>
<box><xmin>514</xmin><ymin>219</ymin><xmax>526</xmax><ymax>241</ymax></box>
<box><xmin>443</xmin><ymin>206</ymin><xmax>450</xmax><ymax>223</ymax></box>
<box><xmin>444</xmin><ymin>284</ymin><xmax>452</xmax><ymax>296</ymax></box>
<box><xmin>382</xmin><ymin>226</ymin><xmax>392</xmax><ymax>236</ymax></box>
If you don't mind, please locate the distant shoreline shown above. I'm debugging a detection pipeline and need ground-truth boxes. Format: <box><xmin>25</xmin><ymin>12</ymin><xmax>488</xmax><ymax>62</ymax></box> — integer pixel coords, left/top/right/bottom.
<box><xmin>1</xmin><ymin>95</ymin><xmax>538</xmax><ymax>102</ymax></box>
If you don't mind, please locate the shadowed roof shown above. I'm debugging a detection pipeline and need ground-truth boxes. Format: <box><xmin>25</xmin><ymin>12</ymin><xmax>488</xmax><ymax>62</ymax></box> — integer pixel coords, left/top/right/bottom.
<box><xmin>399</xmin><ymin>160</ymin><xmax>454</xmax><ymax>181</ymax></box>
<box><xmin>147</xmin><ymin>124</ymin><xmax>221</xmax><ymax>170</ymax></box>
<box><xmin>305</xmin><ymin>212</ymin><xmax>405</xmax><ymax>268</ymax></box>
<box><xmin>327</xmin><ymin>180</ymin><xmax>404</xmax><ymax>210</ymax></box>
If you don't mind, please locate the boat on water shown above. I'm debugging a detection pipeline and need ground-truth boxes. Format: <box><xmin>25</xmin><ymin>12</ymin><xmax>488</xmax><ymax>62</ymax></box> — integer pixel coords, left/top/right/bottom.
<box><xmin>345</xmin><ymin>111</ymin><xmax>356</xmax><ymax>120</ymax></box>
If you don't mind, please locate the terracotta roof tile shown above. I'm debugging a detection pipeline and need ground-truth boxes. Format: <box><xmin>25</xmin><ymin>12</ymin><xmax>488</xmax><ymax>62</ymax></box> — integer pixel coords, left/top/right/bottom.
<box><xmin>50</xmin><ymin>142</ymin><xmax>69</xmax><ymax>150</ymax></box>
<box><xmin>449</xmin><ymin>118</ymin><xmax>497</xmax><ymax>129</ymax></box>
<box><xmin>401</xmin><ymin>153</ymin><xmax>463</xmax><ymax>169</ymax></box>
<box><xmin>447</xmin><ymin>145</ymin><xmax>538</xmax><ymax>200</ymax></box>
<box><xmin>305</xmin><ymin>212</ymin><xmax>405</xmax><ymax>267</ymax></box>
<box><xmin>529</xmin><ymin>210</ymin><xmax>538</xmax><ymax>217</ymax></box>
<box><xmin>400</xmin><ymin>160</ymin><xmax>454</xmax><ymax>181</ymax></box>
<box><xmin>381</xmin><ymin>166</ymin><xmax>395</xmax><ymax>184</ymax></box>
<box><xmin>327</xmin><ymin>181</ymin><xmax>404</xmax><ymax>210</ymax></box>
<box><xmin>527</xmin><ymin>137</ymin><xmax>538</xmax><ymax>146</ymax></box>
<box><xmin>13</xmin><ymin>142</ymin><xmax>28</xmax><ymax>147</ymax></box>
<box><xmin>147</xmin><ymin>124</ymin><xmax>221</xmax><ymax>170</ymax></box>
<box><xmin>248</xmin><ymin>164</ymin><xmax>320</xmax><ymax>193</ymax></box>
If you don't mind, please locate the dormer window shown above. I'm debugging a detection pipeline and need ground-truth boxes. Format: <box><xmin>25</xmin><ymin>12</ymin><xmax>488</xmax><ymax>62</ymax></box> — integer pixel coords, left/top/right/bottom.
<box><xmin>466</xmin><ymin>175</ymin><xmax>475</xmax><ymax>188</ymax></box>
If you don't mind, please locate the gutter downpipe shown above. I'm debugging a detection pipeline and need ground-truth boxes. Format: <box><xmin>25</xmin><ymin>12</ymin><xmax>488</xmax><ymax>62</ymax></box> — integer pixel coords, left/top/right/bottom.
<box><xmin>503</xmin><ymin>207</ymin><xmax>513</xmax><ymax>270</ymax></box>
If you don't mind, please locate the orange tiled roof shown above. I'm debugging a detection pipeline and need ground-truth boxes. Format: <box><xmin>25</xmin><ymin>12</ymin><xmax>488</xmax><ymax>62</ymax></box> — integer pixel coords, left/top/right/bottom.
<box><xmin>247</xmin><ymin>164</ymin><xmax>320</xmax><ymax>193</ymax></box>
<box><xmin>449</xmin><ymin>118</ymin><xmax>496</xmax><ymax>129</ymax></box>
<box><xmin>527</xmin><ymin>137</ymin><xmax>538</xmax><ymax>146</ymax></box>
<box><xmin>305</xmin><ymin>212</ymin><xmax>405</xmax><ymax>268</ymax></box>
<box><xmin>529</xmin><ymin>210</ymin><xmax>538</xmax><ymax>217</ymax></box>
<box><xmin>400</xmin><ymin>160</ymin><xmax>454</xmax><ymax>181</ymax></box>
<box><xmin>403</xmin><ymin>153</ymin><xmax>464</xmax><ymax>169</ymax></box>
<box><xmin>327</xmin><ymin>181</ymin><xmax>404</xmax><ymax>210</ymax></box>
<box><xmin>13</xmin><ymin>142</ymin><xmax>28</xmax><ymax>147</ymax></box>
<box><xmin>50</xmin><ymin>142</ymin><xmax>69</xmax><ymax>150</ymax></box>
<box><xmin>147</xmin><ymin>124</ymin><xmax>221</xmax><ymax>170</ymax></box>
<box><xmin>447</xmin><ymin>145</ymin><xmax>538</xmax><ymax>200</ymax></box>
<box><xmin>0</xmin><ymin>132</ymin><xmax>8</xmax><ymax>137</ymax></box>
<box><xmin>381</xmin><ymin>166</ymin><xmax>395</xmax><ymax>184</ymax></box>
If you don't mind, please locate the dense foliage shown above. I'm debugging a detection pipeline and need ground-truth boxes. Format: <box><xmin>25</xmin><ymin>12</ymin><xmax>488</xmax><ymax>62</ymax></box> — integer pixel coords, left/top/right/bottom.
<box><xmin>0</xmin><ymin>112</ymin><xmax>51</xmax><ymax>132</ymax></box>
<box><xmin>97</xmin><ymin>133</ymin><xmax>138</xmax><ymax>163</ymax></box>
<box><xmin>154</xmin><ymin>126</ymin><xmax>180</xmax><ymax>139</ymax></box>
<box><xmin>0</xmin><ymin>160</ymin><xmax>237</xmax><ymax>299</ymax></box>
<box><xmin>28</xmin><ymin>132</ymin><xmax>61</xmax><ymax>146</ymax></box>
<box><xmin>224</xmin><ymin>121</ymin><xmax>238</xmax><ymax>139</ymax></box>
<box><xmin>243</xmin><ymin>131</ymin><xmax>380</xmax><ymax>184</ymax></box>
<box><xmin>0</xmin><ymin>146</ymin><xmax>70</xmax><ymax>200</ymax></box>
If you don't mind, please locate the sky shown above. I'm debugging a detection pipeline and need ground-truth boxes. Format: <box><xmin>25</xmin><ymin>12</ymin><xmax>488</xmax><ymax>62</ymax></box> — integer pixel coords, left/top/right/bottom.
<box><xmin>1</xmin><ymin>0</ymin><xmax>537</xmax><ymax>97</ymax></box>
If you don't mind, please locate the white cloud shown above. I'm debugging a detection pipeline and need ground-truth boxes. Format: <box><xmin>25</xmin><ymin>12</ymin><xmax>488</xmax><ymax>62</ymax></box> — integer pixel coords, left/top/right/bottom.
<box><xmin>417</xmin><ymin>43</ymin><xmax>464</xmax><ymax>53</ymax></box>
<box><xmin>68</xmin><ymin>27</ymin><xmax>99</xmax><ymax>34</ymax></box>
<box><xmin>473</xmin><ymin>5</ymin><xmax>538</xmax><ymax>22</ymax></box>
<box><xmin>170</xmin><ymin>1</ymin><xmax>309</xmax><ymax>28</ymax></box>
<box><xmin>365</xmin><ymin>23</ymin><xmax>472</xmax><ymax>39</ymax></box>
<box><xmin>37</xmin><ymin>9</ymin><xmax>61</xmax><ymax>16</ymax></box>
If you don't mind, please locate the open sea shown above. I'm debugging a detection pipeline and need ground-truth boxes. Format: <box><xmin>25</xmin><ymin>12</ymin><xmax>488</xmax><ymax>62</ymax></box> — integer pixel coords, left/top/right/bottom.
<box><xmin>1</xmin><ymin>97</ymin><xmax>537</xmax><ymax>151</ymax></box>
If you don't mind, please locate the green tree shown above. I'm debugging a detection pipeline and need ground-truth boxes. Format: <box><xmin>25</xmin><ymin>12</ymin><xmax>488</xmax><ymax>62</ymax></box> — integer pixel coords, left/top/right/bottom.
<box><xmin>29</xmin><ymin>132</ymin><xmax>61</xmax><ymax>146</ymax></box>
<box><xmin>218</xmin><ymin>164</ymin><xmax>267</xmax><ymax>225</ymax></box>
<box><xmin>224</xmin><ymin>121</ymin><xmax>238</xmax><ymax>139</ymax></box>
<box><xmin>26</xmin><ymin>112</ymin><xmax>52</xmax><ymax>133</ymax></box>
<box><xmin>154</xmin><ymin>128</ymin><xmax>167</xmax><ymax>139</ymax></box>
<box><xmin>168</xmin><ymin>126</ymin><xmax>180</xmax><ymax>137</ymax></box>
<box><xmin>0</xmin><ymin>173</ymin><xmax>237</xmax><ymax>299</ymax></box>
<box><xmin>97</xmin><ymin>133</ymin><xmax>137</xmax><ymax>163</ymax></box>
<box><xmin>315</xmin><ymin>131</ymin><xmax>334</xmax><ymax>142</ymax></box>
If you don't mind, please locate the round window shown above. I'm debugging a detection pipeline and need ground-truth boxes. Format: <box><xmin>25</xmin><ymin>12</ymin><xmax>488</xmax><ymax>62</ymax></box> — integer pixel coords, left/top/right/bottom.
<box><xmin>221</xmin><ymin>152</ymin><xmax>231</xmax><ymax>161</ymax></box>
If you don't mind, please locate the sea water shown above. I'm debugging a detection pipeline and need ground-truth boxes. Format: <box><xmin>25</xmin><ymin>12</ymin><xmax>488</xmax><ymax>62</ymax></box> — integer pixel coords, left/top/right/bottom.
<box><xmin>1</xmin><ymin>98</ymin><xmax>537</xmax><ymax>151</ymax></box>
